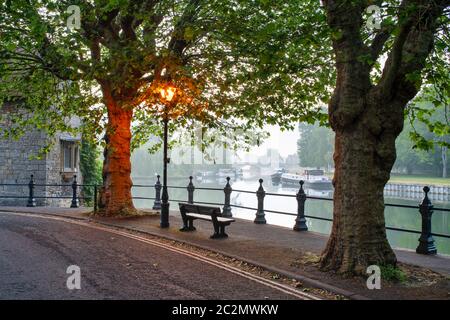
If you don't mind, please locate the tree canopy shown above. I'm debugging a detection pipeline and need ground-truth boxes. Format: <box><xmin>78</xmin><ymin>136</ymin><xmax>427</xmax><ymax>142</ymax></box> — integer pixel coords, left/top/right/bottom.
<box><xmin>0</xmin><ymin>0</ymin><xmax>334</xmax><ymax>152</ymax></box>
<box><xmin>1</xmin><ymin>1</ymin><xmax>447</xmax><ymax>151</ymax></box>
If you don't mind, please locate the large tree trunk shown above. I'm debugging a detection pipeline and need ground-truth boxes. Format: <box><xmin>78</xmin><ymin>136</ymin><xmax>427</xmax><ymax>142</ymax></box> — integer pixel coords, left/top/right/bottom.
<box><xmin>320</xmin><ymin>109</ymin><xmax>398</xmax><ymax>274</ymax></box>
<box><xmin>320</xmin><ymin>0</ymin><xmax>446</xmax><ymax>276</ymax></box>
<box><xmin>98</xmin><ymin>88</ymin><xmax>136</xmax><ymax>216</ymax></box>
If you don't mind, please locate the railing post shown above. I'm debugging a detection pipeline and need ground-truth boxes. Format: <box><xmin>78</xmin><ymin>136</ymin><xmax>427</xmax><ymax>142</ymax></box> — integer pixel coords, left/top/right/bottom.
<box><xmin>70</xmin><ymin>175</ymin><xmax>79</xmax><ymax>208</ymax></box>
<box><xmin>187</xmin><ymin>176</ymin><xmax>195</xmax><ymax>204</ymax></box>
<box><xmin>27</xmin><ymin>174</ymin><xmax>36</xmax><ymax>207</ymax></box>
<box><xmin>254</xmin><ymin>178</ymin><xmax>266</xmax><ymax>224</ymax></box>
<box><xmin>153</xmin><ymin>175</ymin><xmax>162</xmax><ymax>210</ymax></box>
<box><xmin>416</xmin><ymin>186</ymin><xmax>437</xmax><ymax>255</ymax></box>
<box><xmin>294</xmin><ymin>180</ymin><xmax>308</xmax><ymax>231</ymax></box>
<box><xmin>222</xmin><ymin>176</ymin><xmax>232</xmax><ymax>217</ymax></box>
<box><xmin>94</xmin><ymin>185</ymin><xmax>98</xmax><ymax>212</ymax></box>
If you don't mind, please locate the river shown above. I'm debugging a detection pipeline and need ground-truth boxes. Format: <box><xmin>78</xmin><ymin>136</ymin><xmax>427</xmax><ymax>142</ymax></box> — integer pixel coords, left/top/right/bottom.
<box><xmin>131</xmin><ymin>176</ymin><xmax>450</xmax><ymax>255</ymax></box>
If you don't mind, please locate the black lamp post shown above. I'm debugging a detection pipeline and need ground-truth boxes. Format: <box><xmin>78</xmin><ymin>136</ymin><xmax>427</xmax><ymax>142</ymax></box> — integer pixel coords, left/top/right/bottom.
<box><xmin>159</xmin><ymin>85</ymin><xmax>176</xmax><ymax>228</ymax></box>
<box><xmin>160</xmin><ymin>116</ymin><xmax>170</xmax><ymax>228</ymax></box>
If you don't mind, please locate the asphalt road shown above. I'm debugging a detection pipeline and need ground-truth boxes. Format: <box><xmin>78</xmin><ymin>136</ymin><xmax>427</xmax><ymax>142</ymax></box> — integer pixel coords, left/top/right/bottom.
<box><xmin>0</xmin><ymin>212</ymin><xmax>298</xmax><ymax>300</ymax></box>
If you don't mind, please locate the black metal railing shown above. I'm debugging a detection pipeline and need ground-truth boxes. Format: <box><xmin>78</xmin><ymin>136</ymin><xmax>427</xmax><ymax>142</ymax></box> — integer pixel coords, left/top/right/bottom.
<box><xmin>0</xmin><ymin>174</ymin><xmax>95</xmax><ymax>207</ymax></box>
<box><xmin>1</xmin><ymin>174</ymin><xmax>449</xmax><ymax>255</ymax></box>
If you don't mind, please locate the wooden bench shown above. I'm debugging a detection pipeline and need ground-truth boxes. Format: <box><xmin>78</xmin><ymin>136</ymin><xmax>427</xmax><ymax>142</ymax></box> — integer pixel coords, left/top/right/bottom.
<box><xmin>178</xmin><ymin>203</ymin><xmax>235</xmax><ymax>239</ymax></box>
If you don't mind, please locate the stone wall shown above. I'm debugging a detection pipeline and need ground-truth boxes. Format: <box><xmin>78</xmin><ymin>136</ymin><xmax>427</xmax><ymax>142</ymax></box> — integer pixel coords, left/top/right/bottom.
<box><xmin>0</xmin><ymin>129</ymin><xmax>48</xmax><ymax>206</ymax></box>
<box><xmin>0</xmin><ymin>118</ymin><xmax>81</xmax><ymax>207</ymax></box>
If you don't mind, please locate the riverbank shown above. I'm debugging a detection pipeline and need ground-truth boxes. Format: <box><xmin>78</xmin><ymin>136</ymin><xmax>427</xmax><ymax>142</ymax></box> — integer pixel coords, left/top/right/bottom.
<box><xmin>322</xmin><ymin>173</ymin><xmax>450</xmax><ymax>186</ymax></box>
<box><xmin>389</xmin><ymin>174</ymin><xmax>450</xmax><ymax>186</ymax></box>
<box><xmin>322</xmin><ymin>173</ymin><xmax>450</xmax><ymax>198</ymax></box>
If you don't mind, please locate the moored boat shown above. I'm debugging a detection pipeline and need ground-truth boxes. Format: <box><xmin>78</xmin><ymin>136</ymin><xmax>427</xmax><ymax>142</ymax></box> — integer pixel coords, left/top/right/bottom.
<box><xmin>281</xmin><ymin>169</ymin><xmax>332</xmax><ymax>190</ymax></box>
<box><xmin>270</xmin><ymin>168</ymin><xmax>287</xmax><ymax>184</ymax></box>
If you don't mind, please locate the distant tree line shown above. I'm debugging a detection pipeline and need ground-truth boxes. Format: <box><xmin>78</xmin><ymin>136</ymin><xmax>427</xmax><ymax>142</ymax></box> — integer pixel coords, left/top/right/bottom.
<box><xmin>394</xmin><ymin>102</ymin><xmax>449</xmax><ymax>178</ymax></box>
<box><xmin>297</xmin><ymin>123</ymin><xmax>334</xmax><ymax>170</ymax></box>
<box><xmin>297</xmin><ymin>105</ymin><xmax>449</xmax><ymax>178</ymax></box>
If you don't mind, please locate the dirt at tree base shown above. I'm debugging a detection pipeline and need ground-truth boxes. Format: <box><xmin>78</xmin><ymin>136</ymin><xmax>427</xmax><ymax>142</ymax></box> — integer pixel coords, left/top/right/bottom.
<box><xmin>87</xmin><ymin>209</ymin><xmax>159</xmax><ymax>219</ymax></box>
<box><xmin>290</xmin><ymin>252</ymin><xmax>450</xmax><ymax>300</ymax></box>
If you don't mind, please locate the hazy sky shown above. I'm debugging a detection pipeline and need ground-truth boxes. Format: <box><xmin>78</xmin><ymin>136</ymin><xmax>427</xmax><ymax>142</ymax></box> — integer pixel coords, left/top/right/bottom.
<box><xmin>238</xmin><ymin>125</ymin><xmax>299</xmax><ymax>159</ymax></box>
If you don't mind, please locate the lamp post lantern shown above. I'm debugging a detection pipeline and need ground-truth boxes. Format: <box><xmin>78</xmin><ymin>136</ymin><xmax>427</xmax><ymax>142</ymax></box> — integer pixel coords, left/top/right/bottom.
<box><xmin>159</xmin><ymin>85</ymin><xmax>176</xmax><ymax>228</ymax></box>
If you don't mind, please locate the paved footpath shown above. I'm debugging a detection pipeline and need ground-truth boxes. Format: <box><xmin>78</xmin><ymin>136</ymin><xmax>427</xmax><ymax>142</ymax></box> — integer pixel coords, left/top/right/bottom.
<box><xmin>1</xmin><ymin>206</ymin><xmax>449</xmax><ymax>299</ymax></box>
<box><xmin>0</xmin><ymin>211</ymin><xmax>302</xmax><ymax>299</ymax></box>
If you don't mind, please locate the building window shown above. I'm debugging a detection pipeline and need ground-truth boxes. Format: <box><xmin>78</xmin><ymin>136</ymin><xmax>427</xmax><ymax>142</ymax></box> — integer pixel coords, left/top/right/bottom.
<box><xmin>61</xmin><ymin>140</ymin><xmax>79</xmax><ymax>173</ymax></box>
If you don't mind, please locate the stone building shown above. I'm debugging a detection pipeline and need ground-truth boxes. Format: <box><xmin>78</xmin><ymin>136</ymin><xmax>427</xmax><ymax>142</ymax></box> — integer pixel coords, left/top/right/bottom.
<box><xmin>0</xmin><ymin>104</ymin><xmax>82</xmax><ymax>207</ymax></box>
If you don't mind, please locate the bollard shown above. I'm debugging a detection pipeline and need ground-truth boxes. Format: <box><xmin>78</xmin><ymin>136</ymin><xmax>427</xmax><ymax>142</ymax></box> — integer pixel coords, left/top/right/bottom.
<box><xmin>93</xmin><ymin>185</ymin><xmax>98</xmax><ymax>212</ymax></box>
<box><xmin>293</xmin><ymin>180</ymin><xmax>308</xmax><ymax>231</ymax></box>
<box><xmin>222</xmin><ymin>177</ymin><xmax>232</xmax><ymax>217</ymax></box>
<box><xmin>254</xmin><ymin>178</ymin><xmax>266</xmax><ymax>224</ymax></box>
<box><xmin>153</xmin><ymin>175</ymin><xmax>162</xmax><ymax>210</ymax></box>
<box><xmin>70</xmin><ymin>175</ymin><xmax>79</xmax><ymax>208</ymax></box>
<box><xmin>27</xmin><ymin>174</ymin><xmax>36</xmax><ymax>207</ymax></box>
<box><xmin>416</xmin><ymin>186</ymin><xmax>437</xmax><ymax>255</ymax></box>
<box><xmin>187</xmin><ymin>176</ymin><xmax>195</xmax><ymax>204</ymax></box>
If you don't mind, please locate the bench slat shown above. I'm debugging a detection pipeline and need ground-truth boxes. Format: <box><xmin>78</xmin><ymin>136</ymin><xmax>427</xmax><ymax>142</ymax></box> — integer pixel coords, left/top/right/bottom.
<box><xmin>186</xmin><ymin>213</ymin><xmax>235</xmax><ymax>223</ymax></box>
